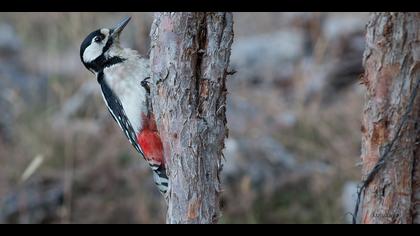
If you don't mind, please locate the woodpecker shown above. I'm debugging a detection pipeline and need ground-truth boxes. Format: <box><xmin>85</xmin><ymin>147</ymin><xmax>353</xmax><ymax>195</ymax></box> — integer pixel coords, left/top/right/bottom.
<box><xmin>79</xmin><ymin>16</ymin><xmax>168</xmax><ymax>194</ymax></box>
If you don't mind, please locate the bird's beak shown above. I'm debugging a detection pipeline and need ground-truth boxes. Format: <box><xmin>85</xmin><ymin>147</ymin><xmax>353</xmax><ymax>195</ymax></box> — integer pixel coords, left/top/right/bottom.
<box><xmin>110</xmin><ymin>16</ymin><xmax>131</xmax><ymax>39</ymax></box>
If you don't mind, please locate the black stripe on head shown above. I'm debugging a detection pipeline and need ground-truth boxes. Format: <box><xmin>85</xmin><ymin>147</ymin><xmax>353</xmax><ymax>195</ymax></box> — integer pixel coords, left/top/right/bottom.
<box><xmin>80</xmin><ymin>29</ymin><xmax>101</xmax><ymax>68</ymax></box>
<box><xmin>87</xmin><ymin>56</ymin><xmax>126</xmax><ymax>73</ymax></box>
<box><xmin>102</xmin><ymin>29</ymin><xmax>114</xmax><ymax>54</ymax></box>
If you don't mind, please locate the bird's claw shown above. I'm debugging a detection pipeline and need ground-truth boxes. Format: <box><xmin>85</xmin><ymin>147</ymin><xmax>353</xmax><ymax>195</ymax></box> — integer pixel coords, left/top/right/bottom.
<box><xmin>141</xmin><ymin>77</ymin><xmax>151</xmax><ymax>93</ymax></box>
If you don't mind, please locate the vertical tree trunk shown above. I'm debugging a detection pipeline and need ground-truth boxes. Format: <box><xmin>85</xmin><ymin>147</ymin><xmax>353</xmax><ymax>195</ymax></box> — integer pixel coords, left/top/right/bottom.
<box><xmin>149</xmin><ymin>12</ymin><xmax>234</xmax><ymax>224</ymax></box>
<box><xmin>360</xmin><ymin>12</ymin><xmax>420</xmax><ymax>224</ymax></box>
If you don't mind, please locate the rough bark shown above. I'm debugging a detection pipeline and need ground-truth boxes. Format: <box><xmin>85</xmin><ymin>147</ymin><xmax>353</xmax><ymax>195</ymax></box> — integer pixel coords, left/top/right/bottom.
<box><xmin>360</xmin><ymin>12</ymin><xmax>420</xmax><ymax>224</ymax></box>
<box><xmin>149</xmin><ymin>12</ymin><xmax>234</xmax><ymax>224</ymax></box>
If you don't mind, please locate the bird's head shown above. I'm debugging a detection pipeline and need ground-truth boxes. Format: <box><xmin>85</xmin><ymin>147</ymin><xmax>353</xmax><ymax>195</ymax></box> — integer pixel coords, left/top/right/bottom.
<box><xmin>80</xmin><ymin>16</ymin><xmax>131</xmax><ymax>73</ymax></box>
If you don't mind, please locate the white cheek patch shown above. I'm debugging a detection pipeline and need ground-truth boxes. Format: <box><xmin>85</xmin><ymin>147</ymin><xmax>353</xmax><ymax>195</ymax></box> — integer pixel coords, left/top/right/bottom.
<box><xmin>83</xmin><ymin>43</ymin><xmax>104</xmax><ymax>63</ymax></box>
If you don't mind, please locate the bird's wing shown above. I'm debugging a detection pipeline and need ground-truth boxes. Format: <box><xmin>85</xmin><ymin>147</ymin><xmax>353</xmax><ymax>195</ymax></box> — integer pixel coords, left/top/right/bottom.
<box><xmin>98</xmin><ymin>77</ymin><xmax>144</xmax><ymax>157</ymax></box>
<box><xmin>98</xmin><ymin>76</ymin><xmax>168</xmax><ymax>194</ymax></box>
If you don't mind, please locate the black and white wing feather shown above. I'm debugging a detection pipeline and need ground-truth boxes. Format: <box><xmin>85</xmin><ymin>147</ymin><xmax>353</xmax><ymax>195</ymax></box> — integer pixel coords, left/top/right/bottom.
<box><xmin>98</xmin><ymin>75</ymin><xmax>144</xmax><ymax>156</ymax></box>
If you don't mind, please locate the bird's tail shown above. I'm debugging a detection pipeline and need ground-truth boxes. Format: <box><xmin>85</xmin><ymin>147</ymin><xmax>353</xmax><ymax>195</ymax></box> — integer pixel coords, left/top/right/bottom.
<box><xmin>152</xmin><ymin>165</ymin><xmax>169</xmax><ymax>195</ymax></box>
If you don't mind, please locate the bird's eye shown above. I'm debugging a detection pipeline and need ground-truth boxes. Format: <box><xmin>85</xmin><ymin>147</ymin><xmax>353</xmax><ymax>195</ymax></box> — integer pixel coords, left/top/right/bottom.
<box><xmin>94</xmin><ymin>36</ymin><xmax>102</xmax><ymax>43</ymax></box>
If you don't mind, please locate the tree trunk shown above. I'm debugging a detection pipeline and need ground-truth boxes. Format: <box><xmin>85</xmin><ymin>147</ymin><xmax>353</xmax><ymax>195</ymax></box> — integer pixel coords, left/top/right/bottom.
<box><xmin>149</xmin><ymin>12</ymin><xmax>234</xmax><ymax>224</ymax></box>
<box><xmin>360</xmin><ymin>12</ymin><xmax>420</xmax><ymax>224</ymax></box>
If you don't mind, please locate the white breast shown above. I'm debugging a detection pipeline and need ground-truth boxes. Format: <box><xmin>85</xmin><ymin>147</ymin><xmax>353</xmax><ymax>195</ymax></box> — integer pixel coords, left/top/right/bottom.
<box><xmin>103</xmin><ymin>57</ymin><xmax>150</xmax><ymax>133</ymax></box>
